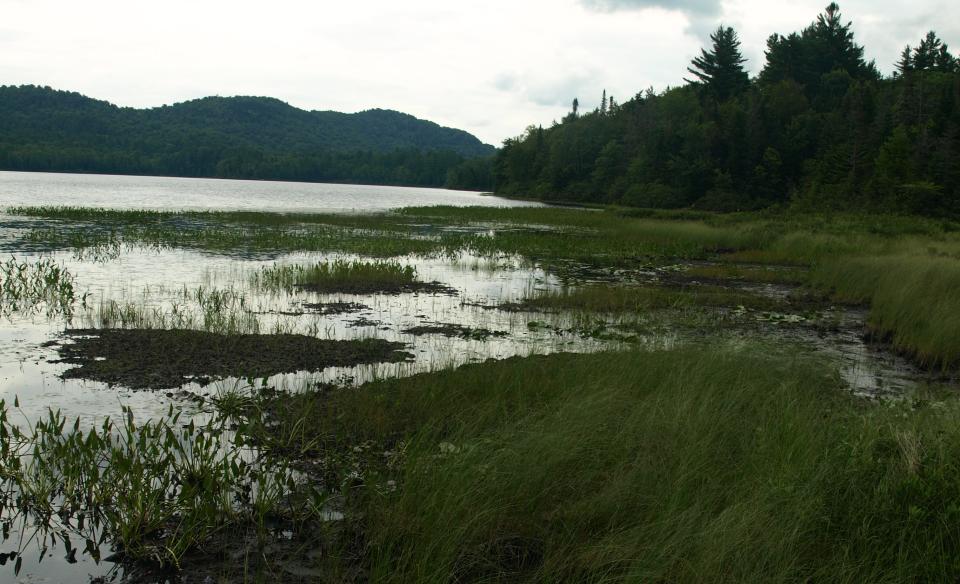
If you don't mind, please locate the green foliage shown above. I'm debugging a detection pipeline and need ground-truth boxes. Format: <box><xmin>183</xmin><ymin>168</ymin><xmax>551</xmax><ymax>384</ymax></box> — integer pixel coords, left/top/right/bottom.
<box><xmin>495</xmin><ymin>4</ymin><xmax>959</xmax><ymax>216</ymax></box>
<box><xmin>811</xmin><ymin>253</ymin><xmax>960</xmax><ymax>368</ymax></box>
<box><xmin>252</xmin><ymin>347</ymin><xmax>960</xmax><ymax>582</ymax></box>
<box><xmin>253</xmin><ymin>260</ymin><xmax>419</xmax><ymax>294</ymax></box>
<box><xmin>0</xmin><ymin>402</ymin><xmax>322</xmax><ymax>570</ymax></box>
<box><xmin>445</xmin><ymin>155</ymin><xmax>495</xmax><ymax>191</ymax></box>
<box><xmin>0</xmin><ymin>86</ymin><xmax>493</xmax><ymax>188</ymax></box>
<box><xmin>0</xmin><ymin>255</ymin><xmax>79</xmax><ymax>316</ymax></box>
<box><xmin>686</xmin><ymin>26</ymin><xmax>750</xmax><ymax>100</ymax></box>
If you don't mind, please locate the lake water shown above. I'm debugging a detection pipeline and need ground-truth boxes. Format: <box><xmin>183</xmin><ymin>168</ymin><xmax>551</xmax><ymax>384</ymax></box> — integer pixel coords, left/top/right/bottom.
<box><xmin>0</xmin><ymin>170</ymin><xmax>544</xmax><ymax>213</ymax></box>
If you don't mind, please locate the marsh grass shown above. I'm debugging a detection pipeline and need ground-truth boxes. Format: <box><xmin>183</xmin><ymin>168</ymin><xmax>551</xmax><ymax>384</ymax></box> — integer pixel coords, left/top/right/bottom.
<box><xmin>247</xmin><ymin>346</ymin><xmax>960</xmax><ymax>582</ymax></box>
<box><xmin>252</xmin><ymin>260</ymin><xmax>447</xmax><ymax>295</ymax></box>
<box><xmin>0</xmin><ymin>256</ymin><xmax>79</xmax><ymax>315</ymax></box>
<box><xmin>11</xmin><ymin>205</ymin><xmax>763</xmax><ymax>264</ymax></box>
<box><xmin>508</xmin><ymin>284</ymin><xmax>782</xmax><ymax>313</ymax></box>
<box><xmin>255</xmin><ymin>259</ymin><xmax>413</xmax><ymax>289</ymax></box>
<box><xmin>811</xmin><ymin>253</ymin><xmax>960</xmax><ymax>368</ymax></box>
<box><xmin>87</xmin><ymin>286</ymin><xmax>260</xmax><ymax>335</ymax></box>
<box><xmin>14</xmin><ymin>204</ymin><xmax>960</xmax><ymax>365</ymax></box>
<box><xmin>684</xmin><ymin>263</ymin><xmax>808</xmax><ymax>285</ymax></box>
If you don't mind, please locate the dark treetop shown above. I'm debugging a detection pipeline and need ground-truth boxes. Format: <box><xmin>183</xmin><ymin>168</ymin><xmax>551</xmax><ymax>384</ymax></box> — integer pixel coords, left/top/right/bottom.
<box><xmin>495</xmin><ymin>3</ymin><xmax>959</xmax><ymax>216</ymax></box>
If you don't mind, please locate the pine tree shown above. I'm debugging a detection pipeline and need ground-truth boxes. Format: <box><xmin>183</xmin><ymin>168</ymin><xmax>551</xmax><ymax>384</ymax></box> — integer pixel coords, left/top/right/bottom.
<box><xmin>935</xmin><ymin>45</ymin><xmax>957</xmax><ymax>72</ymax></box>
<box><xmin>572</xmin><ymin>98</ymin><xmax>579</xmax><ymax>117</ymax></box>
<box><xmin>601</xmin><ymin>90</ymin><xmax>607</xmax><ymax>115</ymax></box>
<box><xmin>896</xmin><ymin>45</ymin><xmax>913</xmax><ymax>76</ymax></box>
<box><xmin>914</xmin><ymin>31</ymin><xmax>942</xmax><ymax>70</ymax></box>
<box><xmin>685</xmin><ymin>26</ymin><xmax>749</xmax><ymax>101</ymax></box>
<box><xmin>810</xmin><ymin>2</ymin><xmax>877</xmax><ymax>79</ymax></box>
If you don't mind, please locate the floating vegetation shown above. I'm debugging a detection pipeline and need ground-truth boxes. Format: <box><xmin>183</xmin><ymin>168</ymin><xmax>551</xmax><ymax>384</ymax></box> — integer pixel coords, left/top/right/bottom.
<box><xmin>52</xmin><ymin>329</ymin><xmax>413</xmax><ymax>389</ymax></box>
<box><xmin>253</xmin><ymin>259</ymin><xmax>457</xmax><ymax>295</ymax></box>
<box><xmin>0</xmin><ymin>255</ymin><xmax>80</xmax><ymax>316</ymax></box>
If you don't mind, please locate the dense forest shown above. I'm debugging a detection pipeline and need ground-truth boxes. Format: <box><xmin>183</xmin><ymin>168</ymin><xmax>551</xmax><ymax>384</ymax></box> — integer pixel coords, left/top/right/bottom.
<box><xmin>495</xmin><ymin>3</ymin><xmax>960</xmax><ymax>215</ymax></box>
<box><xmin>0</xmin><ymin>86</ymin><xmax>494</xmax><ymax>189</ymax></box>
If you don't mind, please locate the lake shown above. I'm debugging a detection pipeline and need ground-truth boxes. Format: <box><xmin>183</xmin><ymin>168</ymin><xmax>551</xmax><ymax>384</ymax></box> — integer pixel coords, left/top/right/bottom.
<box><xmin>0</xmin><ymin>170</ymin><xmax>544</xmax><ymax>213</ymax></box>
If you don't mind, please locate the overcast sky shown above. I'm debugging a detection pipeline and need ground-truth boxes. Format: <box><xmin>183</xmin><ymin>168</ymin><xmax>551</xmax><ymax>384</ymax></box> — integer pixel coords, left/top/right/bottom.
<box><xmin>1</xmin><ymin>0</ymin><xmax>956</xmax><ymax>145</ymax></box>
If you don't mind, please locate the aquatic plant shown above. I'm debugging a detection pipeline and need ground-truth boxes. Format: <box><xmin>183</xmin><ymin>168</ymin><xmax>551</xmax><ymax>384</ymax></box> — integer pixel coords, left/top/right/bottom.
<box><xmin>253</xmin><ymin>259</ymin><xmax>427</xmax><ymax>294</ymax></box>
<box><xmin>0</xmin><ymin>255</ymin><xmax>80</xmax><ymax>316</ymax></box>
<box><xmin>0</xmin><ymin>400</ymin><xmax>326</xmax><ymax>573</ymax></box>
<box><xmin>85</xmin><ymin>286</ymin><xmax>260</xmax><ymax>335</ymax></box>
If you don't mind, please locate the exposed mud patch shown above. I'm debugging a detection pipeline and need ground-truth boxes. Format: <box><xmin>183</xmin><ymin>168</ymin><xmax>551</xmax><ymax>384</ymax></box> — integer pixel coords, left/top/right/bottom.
<box><xmin>297</xmin><ymin>281</ymin><xmax>457</xmax><ymax>295</ymax></box>
<box><xmin>347</xmin><ymin>316</ymin><xmax>383</xmax><ymax>328</ymax></box>
<box><xmin>53</xmin><ymin>329</ymin><xmax>412</xmax><ymax>389</ymax></box>
<box><xmin>401</xmin><ymin>323</ymin><xmax>508</xmax><ymax>340</ymax></box>
<box><xmin>302</xmin><ymin>301</ymin><xmax>369</xmax><ymax>315</ymax></box>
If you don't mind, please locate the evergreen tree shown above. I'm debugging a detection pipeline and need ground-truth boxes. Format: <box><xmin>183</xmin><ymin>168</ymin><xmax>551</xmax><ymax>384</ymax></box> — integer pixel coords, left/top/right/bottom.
<box><xmin>760</xmin><ymin>3</ymin><xmax>877</xmax><ymax>93</ymax></box>
<box><xmin>896</xmin><ymin>45</ymin><xmax>914</xmax><ymax>75</ymax></box>
<box><xmin>810</xmin><ymin>2</ymin><xmax>875</xmax><ymax>79</ymax></box>
<box><xmin>935</xmin><ymin>45</ymin><xmax>957</xmax><ymax>72</ymax></box>
<box><xmin>914</xmin><ymin>31</ymin><xmax>942</xmax><ymax>70</ymax></box>
<box><xmin>908</xmin><ymin>31</ymin><xmax>956</xmax><ymax>72</ymax></box>
<box><xmin>686</xmin><ymin>26</ymin><xmax>749</xmax><ymax>101</ymax></box>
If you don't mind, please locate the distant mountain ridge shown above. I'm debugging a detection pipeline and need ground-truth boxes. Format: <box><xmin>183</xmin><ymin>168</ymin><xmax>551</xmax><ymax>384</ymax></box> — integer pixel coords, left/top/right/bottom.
<box><xmin>0</xmin><ymin>85</ymin><xmax>495</xmax><ymax>188</ymax></box>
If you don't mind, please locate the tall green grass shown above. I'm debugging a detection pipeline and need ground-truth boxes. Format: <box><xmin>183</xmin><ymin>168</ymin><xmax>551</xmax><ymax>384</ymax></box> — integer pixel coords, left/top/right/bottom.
<box><xmin>811</xmin><ymin>253</ymin><xmax>960</xmax><ymax>368</ymax></box>
<box><xmin>250</xmin><ymin>346</ymin><xmax>960</xmax><ymax>582</ymax></box>
<box><xmin>253</xmin><ymin>260</ymin><xmax>419</xmax><ymax>293</ymax></box>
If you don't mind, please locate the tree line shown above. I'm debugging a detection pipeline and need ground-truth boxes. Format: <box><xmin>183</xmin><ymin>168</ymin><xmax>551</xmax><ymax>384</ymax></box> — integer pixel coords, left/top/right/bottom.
<box><xmin>0</xmin><ymin>86</ymin><xmax>495</xmax><ymax>189</ymax></box>
<box><xmin>494</xmin><ymin>3</ymin><xmax>960</xmax><ymax>215</ymax></box>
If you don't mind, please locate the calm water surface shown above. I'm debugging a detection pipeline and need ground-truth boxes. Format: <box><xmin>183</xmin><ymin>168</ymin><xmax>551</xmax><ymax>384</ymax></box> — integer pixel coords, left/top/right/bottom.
<box><xmin>0</xmin><ymin>170</ymin><xmax>543</xmax><ymax>213</ymax></box>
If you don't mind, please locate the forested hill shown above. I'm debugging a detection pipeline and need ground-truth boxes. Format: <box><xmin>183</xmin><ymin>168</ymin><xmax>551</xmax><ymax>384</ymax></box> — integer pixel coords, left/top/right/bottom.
<box><xmin>0</xmin><ymin>85</ymin><xmax>494</xmax><ymax>188</ymax></box>
<box><xmin>495</xmin><ymin>3</ymin><xmax>960</xmax><ymax>216</ymax></box>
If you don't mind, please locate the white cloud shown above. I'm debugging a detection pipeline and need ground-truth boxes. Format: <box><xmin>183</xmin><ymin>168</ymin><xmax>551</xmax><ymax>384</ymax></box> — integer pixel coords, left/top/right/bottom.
<box><xmin>581</xmin><ymin>0</ymin><xmax>721</xmax><ymax>15</ymax></box>
<box><xmin>0</xmin><ymin>0</ymin><xmax>955</xmax><ymax>145</ymax></box>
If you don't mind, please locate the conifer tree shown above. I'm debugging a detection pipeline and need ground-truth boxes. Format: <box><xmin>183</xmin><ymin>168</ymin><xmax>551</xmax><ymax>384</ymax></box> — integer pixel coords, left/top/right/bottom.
<box><xmin>914</xmin><ymin>31</ymin><xmax>942</xmax><ymax>70</ymax></box>
<box><xmin>685</xmin><ymin>26</ymin><xmax>749</xmax><ymax>101</ymax></box>
<box><xmin>896</xmin><ymin>45</ymin><xmax>914</xmax><ymax>75</ymax></box>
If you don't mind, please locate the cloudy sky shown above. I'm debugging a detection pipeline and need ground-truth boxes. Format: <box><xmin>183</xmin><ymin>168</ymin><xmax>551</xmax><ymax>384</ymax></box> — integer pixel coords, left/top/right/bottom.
<box><xmin>1</xmin><ymin>0</ymin><xmax>956</xmax><ymax>145</ymax></box>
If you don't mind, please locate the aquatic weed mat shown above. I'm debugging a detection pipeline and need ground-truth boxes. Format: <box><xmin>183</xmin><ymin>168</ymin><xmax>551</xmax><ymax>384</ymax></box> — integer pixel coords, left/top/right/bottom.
<box><xmin>52</xmin><ymin>328</ymin><xmax>413</xmax><ymax>389</ymax></box>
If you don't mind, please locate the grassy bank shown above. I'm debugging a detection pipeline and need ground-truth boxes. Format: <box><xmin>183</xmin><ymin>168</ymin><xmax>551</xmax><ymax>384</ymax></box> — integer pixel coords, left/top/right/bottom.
<box><xmin>244</xmin><ymin>345</ymin><xmax>960</xmax><ymax>582</ymax></box>
<box><xmin>811</xmin><ymin>253</ymin><xmax>960</xmax><ymax>368</ymax></box>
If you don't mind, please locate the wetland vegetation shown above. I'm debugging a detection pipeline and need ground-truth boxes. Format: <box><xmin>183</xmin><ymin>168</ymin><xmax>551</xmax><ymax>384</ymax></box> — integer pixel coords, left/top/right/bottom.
<box><xmin>3</xmin><ymin>199</ymin><xmax>960</xmax><ymax>582</ymax></box>
<box><xmin>5</xmin><ymin>1</ymin><xmax>957</xmax><ymax>582</ymax></box>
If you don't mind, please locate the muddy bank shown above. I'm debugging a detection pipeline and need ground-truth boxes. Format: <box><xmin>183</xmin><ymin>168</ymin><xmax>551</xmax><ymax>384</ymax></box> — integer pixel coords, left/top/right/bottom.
<box><xmin>402</xmin><ymin>322</ymin><xmax>508</xmax><ymax>340</ymax></box>
<box><xmin>54</xmin><ymin>329</ymin><xmax>412</xmax><ymax>389</ymax></box>
<box><xmin>296</xmin><ymin>281</ymin><xmax>457</xmax><ymax>295</ymax></box>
